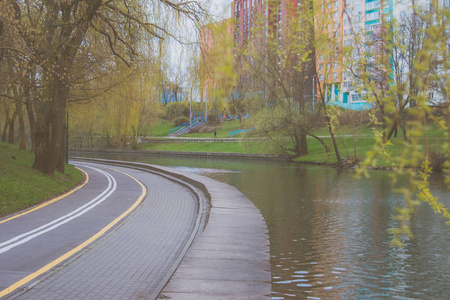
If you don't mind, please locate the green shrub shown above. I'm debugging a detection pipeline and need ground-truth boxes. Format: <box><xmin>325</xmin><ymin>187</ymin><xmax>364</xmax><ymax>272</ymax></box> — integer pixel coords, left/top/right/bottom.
<box><xmin>165</xmin><ymin>102</ymin><xmax>189</xmax><ymax>120</ymax></box>
<box><xmin>173</xmin><ymin>116</ymin><xmax>189</xmax><ymax>126</ymax></box>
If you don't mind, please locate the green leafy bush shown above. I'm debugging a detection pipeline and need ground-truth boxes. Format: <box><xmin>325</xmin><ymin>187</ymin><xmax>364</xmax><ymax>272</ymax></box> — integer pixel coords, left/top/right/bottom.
<box><xmin>165</xmin><ymin>102</ymin><xmax>189</xmax><ymax>120</ymax></box>
<box><xmin>173</xmin><ymin>116</ymin><xmax>189</xmax><ymax>126</ymax></box>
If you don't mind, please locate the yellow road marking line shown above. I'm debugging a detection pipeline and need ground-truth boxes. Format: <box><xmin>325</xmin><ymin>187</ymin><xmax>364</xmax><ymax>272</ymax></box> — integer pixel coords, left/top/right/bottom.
<box><xmin>0</xmin><ymin>167</ymin><xmax>147</xmax><ymax>298</ymax></box>
<box><xmin>0</xmin><ymin>167</ymin><xmax>89</xmax><ymax>224</ymax></box>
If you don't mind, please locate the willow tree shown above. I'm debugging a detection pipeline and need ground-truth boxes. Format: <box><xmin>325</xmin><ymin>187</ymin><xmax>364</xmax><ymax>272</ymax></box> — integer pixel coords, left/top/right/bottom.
<box><xmin>0</xmin><ymin>3</ymin><xmax>32</xmax><ymax>150</ymax></box>
<box><xmin>68</xmin><ymin>28</ymin><xmax>163</xmax><ymax>149</ymax></box>
<box><xmin>199</xmin><ymin>19</ymin><xmax>235</xmax><ymax>120</ymax></box>
<box><xmin>5</xmin><ymin>0</ymin><xmax>205</xmax><ymax>175</ymax></box>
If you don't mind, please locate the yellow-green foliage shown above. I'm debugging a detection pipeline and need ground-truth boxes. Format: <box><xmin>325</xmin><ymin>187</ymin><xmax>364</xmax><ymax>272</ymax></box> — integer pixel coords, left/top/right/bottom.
<box><xmin>70</xmin><ymin>59</ymin><xmax>162</xmax><ymax>148</ymax></box>
<box><xmin>353</xmin><ymin>4</ymin><xmax>450</xmax><ymax>246</ymax></box>
<box><xmin>199</xmin><ymin>19</ymin><xmax>235</xmax><ymax>115</ymax></box>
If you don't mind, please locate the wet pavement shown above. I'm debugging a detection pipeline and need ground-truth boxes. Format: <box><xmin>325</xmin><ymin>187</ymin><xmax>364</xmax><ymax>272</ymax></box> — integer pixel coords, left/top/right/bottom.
<box><xmin>0</xmin><ymin>159</ymin><xmax>270</xmax><ymax>299</ymax></box>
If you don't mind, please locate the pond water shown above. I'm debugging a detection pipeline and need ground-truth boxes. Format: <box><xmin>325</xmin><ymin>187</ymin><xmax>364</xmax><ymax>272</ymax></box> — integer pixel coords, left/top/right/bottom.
<box><xmin>74</xmin><ymin>153</ymin><xmax>450</xmax><ymax>299</ymax></box>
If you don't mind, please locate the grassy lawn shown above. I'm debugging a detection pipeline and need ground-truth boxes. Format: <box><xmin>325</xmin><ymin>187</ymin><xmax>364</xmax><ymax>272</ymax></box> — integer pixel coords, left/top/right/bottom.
<box><xmin>146</xmin><ymin>120</ymin><xmax>245</xmax><ymax>138</ymax></box>
<box><xmin>139</xmin><ymin>140</ymin><xmax>270</xmax><ymax>154</ymax></box>
<box><xmin>310</xmin><ymin>124</ymin><xmax>375</xmax><ymax>137</ymax></box>
<box><xmin>147</xmin><ymin>121</ymin><xmax>175</xmax><ymax>137</ymax></box>
<box><xmin>0</xmin><ymin>143</ymin><xmax>84</xmax><ymax>217</ymax></box>
<box><xmin>182</xmin><ymin>120</ymin><xmax>245</xmax><ymax>138</ymax></box>
<box><xmin>294</xmin><ymin>134</ymin><xmax>446</xmax><ymax>167</ymax></box>
<box><xmin>139</xmin><ymin>122</ymin><xmax>446</xmax><ymax>168</ymax></box>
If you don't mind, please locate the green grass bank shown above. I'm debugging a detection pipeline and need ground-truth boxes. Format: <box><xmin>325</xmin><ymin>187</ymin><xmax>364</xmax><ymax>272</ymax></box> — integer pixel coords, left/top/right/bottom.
<box><xmin>0</xmin><ymin>143</ymin><xmax>84</xmax><ymax>218</ymax></box>
<box><xmin>140</xmin><ymin>122</ymin><xmax>447</xmax><ymax>168</ymax></box>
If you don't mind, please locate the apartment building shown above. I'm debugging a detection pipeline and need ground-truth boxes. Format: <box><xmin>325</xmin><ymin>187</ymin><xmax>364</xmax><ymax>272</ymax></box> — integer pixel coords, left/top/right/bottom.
<box><xmin>325</xmin><ymin>0</ymin><xmax>447</xmax><ymax>108</ymax></box>
<box><xmin>230</xmin><ymin>0</ymin><xmax>447</xmax><ymax>108</ymax></box>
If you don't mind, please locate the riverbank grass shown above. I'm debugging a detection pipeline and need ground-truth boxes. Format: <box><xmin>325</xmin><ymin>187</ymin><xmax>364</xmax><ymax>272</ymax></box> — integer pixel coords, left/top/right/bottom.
<box><xmin>139</xmin><ymin>140</ymin><xmax>269</xmax><ymax>154</ymax></box>
<box><xmin>138</xmin><ymin>128</ymin><xmax>445</xmax><ymax>168</ymax></box>
<box><xmin>0</xmin><ymin>143</ymin><xmax>84</xmax><ymax>217</ymax></box>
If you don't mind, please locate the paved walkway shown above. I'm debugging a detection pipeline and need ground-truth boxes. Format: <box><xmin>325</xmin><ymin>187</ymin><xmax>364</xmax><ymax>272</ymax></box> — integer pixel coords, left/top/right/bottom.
<box><xmin>156</xmin><ymin>165</ymin><xmax>271</xmax><ymax>299</ymax></box>
<box><xmin>2</xmin><ymin>159</ymin><xmax>270</xmax><ymax>299</ymax></box>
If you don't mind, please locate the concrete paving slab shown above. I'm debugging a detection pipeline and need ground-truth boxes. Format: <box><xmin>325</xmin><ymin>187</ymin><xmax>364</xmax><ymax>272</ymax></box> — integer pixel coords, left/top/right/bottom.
<box><xmin>160</xmin><ymin>278</ymin><xmax>270</xmax><ymax>296</ymax></box>
<box><xmin>185</xmin><ymin>248</ymin><xmax>269</xmax><ymax>261</ymax></box>
<box><xmin>160</xmin><ymin>294</ymin><xmax>265</xmax><ymax>300</ymax></box>
<box><xmin>191</xmin><ymin>238</ymin><xmax>269</xmax><ymax>251</ymax></box>
<box><xmin>171</xmin><ymin>264</ymin><xmax>269</xmax><ymax>282</ymax></box>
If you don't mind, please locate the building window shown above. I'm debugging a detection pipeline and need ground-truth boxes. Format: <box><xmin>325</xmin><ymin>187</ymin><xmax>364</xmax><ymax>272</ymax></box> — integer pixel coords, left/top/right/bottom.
<box><xmin>352</xmin><ymin>93</ymin><xmax>361</xmax><ymax>101</ymax></box>
<box><xmin>334</xmin><ymin>62</ymin><xmax>337</xmax><ymax>69</ymax></box>
<box><xmin>366</xmin><ymin>11</ymin><xmax>380</xmax><ymax>21</ymax></box>
<box><xmin>320</xmin><ymin>74</ymin><xmax>323</xmax><ymax>80</ymax></box>
<box><xmin>333</xmin><ymin>72</ymin><xmax>337</xmax><ymax>79</ymax></box>
<box><xmin>334</xmin><ymin>1</ymin><xmax>338</xmax><ymax>8</ymax></box>
<box><xmin>366</xmin><ymin>1</ymin><xmax>380</xmax><ymax>10</ymax></box>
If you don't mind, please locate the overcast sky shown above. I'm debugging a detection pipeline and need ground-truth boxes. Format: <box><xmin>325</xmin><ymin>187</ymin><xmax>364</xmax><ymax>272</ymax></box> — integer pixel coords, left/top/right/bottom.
<box><xmin>207</xmin><ymin>0</ymin><xmax>232</xmax><ymax>19</ymax></box>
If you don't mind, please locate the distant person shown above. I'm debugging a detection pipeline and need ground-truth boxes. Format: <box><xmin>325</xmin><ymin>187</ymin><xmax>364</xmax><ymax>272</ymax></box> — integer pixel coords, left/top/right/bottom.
<box><xmin>214</xmin><ymin>129</ymin><xmax>217</xmax><ymax>139</ymax></box>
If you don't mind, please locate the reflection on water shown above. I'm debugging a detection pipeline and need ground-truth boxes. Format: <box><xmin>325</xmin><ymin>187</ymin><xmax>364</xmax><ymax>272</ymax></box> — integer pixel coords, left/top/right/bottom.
<box><xmin>73</xmin><ymin>153</ymin><xmax>450</xmax><ymax>299</ymax></box>
<box><xmin>172</xmin><ymin>166</ymin><xmax>240</xmax><ymax>174</ymax></box>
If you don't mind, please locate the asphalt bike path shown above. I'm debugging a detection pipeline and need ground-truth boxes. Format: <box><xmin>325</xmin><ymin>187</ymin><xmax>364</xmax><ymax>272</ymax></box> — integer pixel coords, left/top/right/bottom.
<box><xmin>0</xmin><ymin>162</ymin><xmax>200</xmax><ymax>299</ymax></box>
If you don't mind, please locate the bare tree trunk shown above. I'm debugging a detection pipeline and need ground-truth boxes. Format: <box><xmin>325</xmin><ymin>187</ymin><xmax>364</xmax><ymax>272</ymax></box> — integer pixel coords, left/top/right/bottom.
<box><xmin>2</xmin><ymin>110</ymin><xmax>8</xmax><ymax>142</ymax></box>
<box><xmin>294</xmin><ymin>128</ymin><xmax>308</xmax><ymax>157</ymax></box>
<box><xmin>307</xmin><ymin>131</ymin><xmax>331</xmax><ymax>152</ymax></box>
<box><xmin>25</xmin><ymin>70</ymin><xmax>37</xmax><ymax>153</ymax></box>
<box><xmin>25</xmin><ymin>96</ymin><xmax>36</xmax><ymax>153</ymax></box>
<box><xmin>399</xmin><ymin>112</ymin><xmax>408</xmax><ymax>140</ymax></box>
<box><xmin>17</xmin><ymin>103</ymin><xmax>26</xmax><ymax>150</ymax></box>
<box><xmin>325</xmin><ymin>112</ymin><xmax>342</xmax><ymax>168</ymax></box>
<box><xmin>386</xmin><ymin>120</ymin><xmax>398</xmax><ymax>141</ymax></box>
<box><xmin>320</xmin><ymin>100</ymin><xmax>342</xmax><ymax>167</ymax></box>
<box><xmin>7</xmin><ymin>110</ymin><xmax>17</xmax><ymax>144</ymax></box>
